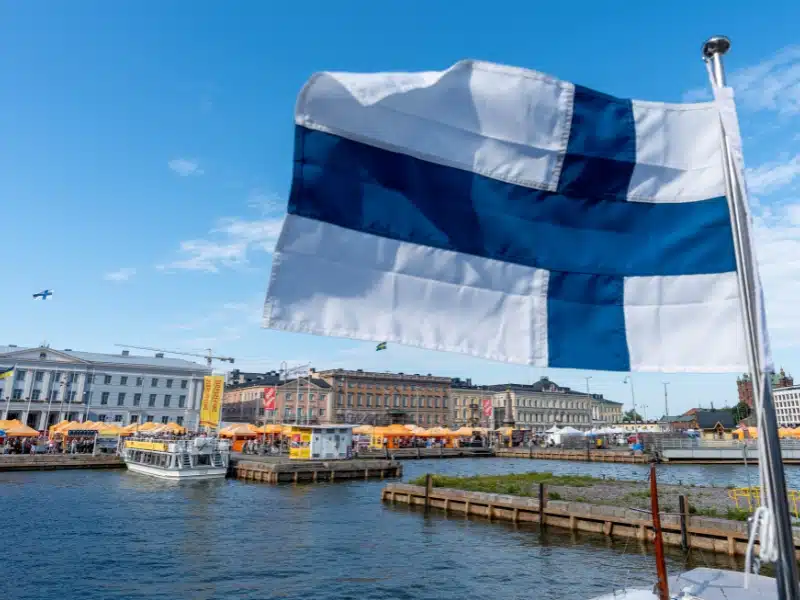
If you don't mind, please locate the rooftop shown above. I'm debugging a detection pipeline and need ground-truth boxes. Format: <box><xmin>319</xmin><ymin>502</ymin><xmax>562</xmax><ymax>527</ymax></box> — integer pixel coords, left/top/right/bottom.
<box><xmin>0</xmin><ymin>344</ymin><xmax>209</xmax><ymax>371</ymax></box>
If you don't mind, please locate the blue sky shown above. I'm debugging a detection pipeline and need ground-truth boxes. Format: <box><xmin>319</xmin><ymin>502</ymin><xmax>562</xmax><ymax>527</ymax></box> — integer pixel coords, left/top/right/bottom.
<box><xmin>2</xmin><ymin>0</ymin><xmax>799</xmax><ymax>416</ymax></box>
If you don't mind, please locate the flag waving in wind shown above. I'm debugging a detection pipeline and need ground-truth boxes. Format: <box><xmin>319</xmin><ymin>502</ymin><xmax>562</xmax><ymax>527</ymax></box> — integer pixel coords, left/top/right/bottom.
<box><xmin>0</xmin><ymin>367</ymin><xmax>13</xmax><ymax>380</ymax></box>
<box><xmin>376</xmin><ymin>342</ymin><xmax>387</xmax><ymax>352</ymax></box>
<box><xmin>263</xmin><ymin>60</ymin><xmax>761</xmax><ymax>374</ymax></box>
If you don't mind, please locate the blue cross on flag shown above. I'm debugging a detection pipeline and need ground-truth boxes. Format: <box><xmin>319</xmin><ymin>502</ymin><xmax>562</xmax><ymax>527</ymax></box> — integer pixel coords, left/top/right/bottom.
<box><xmin>33</xmin><ymin>289</ymin><xmax>53</xmax><ymax>300</ymax></box>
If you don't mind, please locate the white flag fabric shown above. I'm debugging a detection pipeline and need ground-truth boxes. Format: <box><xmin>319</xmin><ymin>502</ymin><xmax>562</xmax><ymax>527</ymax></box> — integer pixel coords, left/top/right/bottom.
<box><xmin>264</xmin><ymin>59</ymin><xmax>766</xmax><ymax>373</ymax></box>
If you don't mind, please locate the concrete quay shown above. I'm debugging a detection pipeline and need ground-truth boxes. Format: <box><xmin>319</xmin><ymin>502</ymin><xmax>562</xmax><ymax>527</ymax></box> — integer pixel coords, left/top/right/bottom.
<box><xmin>357</xmin><ymin>447</ymin><xmax>494</xmax><ymax>460</ymax></box>
<box><xmin>0</xmin><ymin>454</ymin><xmax>125</xmax><ymax>472</ymax></box>
<box><xmin>382</xmin><ymin>483</ymin><xmax>800</xmax><ymax>558</ymax></box>
<box><xmin>230</xmin><ymin>454</ymin><xmax>402</xmax><ymax>483</ymax></box>
<box><xmin>496</xmin><ymin>447</ymin><xmax>648</xmax><ymax>463</ymax></box>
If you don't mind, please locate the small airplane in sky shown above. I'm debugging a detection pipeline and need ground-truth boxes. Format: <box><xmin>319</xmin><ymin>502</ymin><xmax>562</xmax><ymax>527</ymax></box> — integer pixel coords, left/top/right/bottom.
<box><xmin>32</xmin><ymin>289</ymin><xmax>53</xmax><ymax>300</ymax></box>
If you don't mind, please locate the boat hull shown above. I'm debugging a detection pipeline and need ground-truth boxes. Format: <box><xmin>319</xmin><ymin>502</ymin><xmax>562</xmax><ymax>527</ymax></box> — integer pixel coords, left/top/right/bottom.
<box><xmin>124</xmin><ymin>461</ymin><xmax>227</xmax><ymax>480</ymax></box>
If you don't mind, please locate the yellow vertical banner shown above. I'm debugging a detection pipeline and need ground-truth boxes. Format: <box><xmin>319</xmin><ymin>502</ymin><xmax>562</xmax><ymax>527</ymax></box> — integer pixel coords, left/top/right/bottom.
<box><xmin>200</xmin><ymin>375</ymin><xmax>225</xmax><ymax>428</ymax></box>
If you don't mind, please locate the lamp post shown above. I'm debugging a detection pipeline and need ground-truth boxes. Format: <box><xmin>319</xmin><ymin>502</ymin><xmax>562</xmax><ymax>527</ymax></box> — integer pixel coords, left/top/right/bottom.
<box><xmin>623</xmin><ymin>376</ymin><xmax>637</xmax><ymax>421</ymax></box>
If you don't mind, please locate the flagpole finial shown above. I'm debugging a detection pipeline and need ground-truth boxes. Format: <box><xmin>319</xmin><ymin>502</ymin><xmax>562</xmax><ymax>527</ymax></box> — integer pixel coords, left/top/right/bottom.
<box><xmin>702</xmin><ymin>36</ymin><xmax>731</xmax><ymax>59</ymax></box>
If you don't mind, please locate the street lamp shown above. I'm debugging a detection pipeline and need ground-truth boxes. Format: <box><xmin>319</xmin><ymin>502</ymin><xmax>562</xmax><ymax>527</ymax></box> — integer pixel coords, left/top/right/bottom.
<box><xmin>623</xmin><ymin>376</ymin><xmax>637</xmax><ymax>421</ymax></box>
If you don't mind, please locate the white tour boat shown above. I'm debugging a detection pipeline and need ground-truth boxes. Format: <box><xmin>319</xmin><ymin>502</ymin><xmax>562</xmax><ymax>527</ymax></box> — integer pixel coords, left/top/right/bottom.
<box><xmin>122</xmin><ymin>436</ymin><xmax>231</xmax><ymax>480</ymax></box>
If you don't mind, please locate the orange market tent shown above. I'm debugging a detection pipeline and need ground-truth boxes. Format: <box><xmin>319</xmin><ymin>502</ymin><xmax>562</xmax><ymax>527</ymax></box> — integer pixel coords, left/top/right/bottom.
<box><xmin>453</xmin><ymin>427</ymin><xmax>475</xmax><ymax>436</ymax></box>
<box><xmin>371</xmin><ymin>424</ymin><xmax>415</xmax><ymax>448</ymax></box>
<box><xmin>259</xmin><ymin>423</ymin><xmax>284</xmax><ymax>435</ymax></box>
<box><xmin>0</xmin><ymin>419</ymin><xmax>40</xmax><ymax>437</ymax></box>
<box><xmin>219</xmin><ymin>423</ymin><xmax>259</xmax><ymax>438</ymax></box>
<box><xmin>353</xmin><ymin>424</ymin><xmax>374</xmax><ymax>435</ymax></box>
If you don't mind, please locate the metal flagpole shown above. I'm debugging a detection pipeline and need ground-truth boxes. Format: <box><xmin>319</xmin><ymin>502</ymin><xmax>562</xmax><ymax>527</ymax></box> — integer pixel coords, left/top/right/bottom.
<box><xmin>703</xmin><ymin>36</ymin><xmax>800</xmax><ymax>600</ymax></box>
<box><xmin>23</xmin><ymin>369</ymin><xmax>36</xmax><ymax>428</ymax></box>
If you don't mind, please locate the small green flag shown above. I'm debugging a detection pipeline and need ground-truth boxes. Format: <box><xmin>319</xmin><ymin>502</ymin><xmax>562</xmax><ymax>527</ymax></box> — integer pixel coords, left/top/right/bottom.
<box><xmin>376</xmin><ymin>342</ymin><xmax>387</xmax><ymax>351</ymax></box>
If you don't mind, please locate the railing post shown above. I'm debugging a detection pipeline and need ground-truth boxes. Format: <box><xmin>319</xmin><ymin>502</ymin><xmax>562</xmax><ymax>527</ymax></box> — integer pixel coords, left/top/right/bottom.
<box><xmin>424</xmin><ymin>473</ymin><xmax>433</xmax><ymax>512</ymax></box>
<box><xmin>538</xmin><ymin>483</ymin><xmax>546</xmax><ymax>526</ymax></box>
<box><xmin>678</xmin><ymin>495</ymin><xmax>689</xmax><ymax>551</ymax></box>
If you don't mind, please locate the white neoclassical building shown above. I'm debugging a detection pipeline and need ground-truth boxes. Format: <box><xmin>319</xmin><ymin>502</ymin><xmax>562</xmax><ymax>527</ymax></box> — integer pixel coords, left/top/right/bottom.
<box><xmin>0</xmin><ymin>344</ymin><xmax>210</xmax><ymax>431</ymax></box>
<box><xmin>774</xmin><ymin>385</ymin><xmax>800</xmax><ymax>427</ymax></box>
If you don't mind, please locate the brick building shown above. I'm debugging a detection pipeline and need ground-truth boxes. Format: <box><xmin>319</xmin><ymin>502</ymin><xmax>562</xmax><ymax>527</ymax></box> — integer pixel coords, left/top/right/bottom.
<box><xmin>221</xmin><ymin>371</ymin><xmax>333</xmax><ymax>425</ymax></box>
<box><xmin>737</xmin><ymin>368</ymin><xmax>794</xmax><ymax>408</ymax></box>
<box><xmin>315</xmin><ymin>368</ymin><xmax>451</xmax><ymax>427</ymax></box>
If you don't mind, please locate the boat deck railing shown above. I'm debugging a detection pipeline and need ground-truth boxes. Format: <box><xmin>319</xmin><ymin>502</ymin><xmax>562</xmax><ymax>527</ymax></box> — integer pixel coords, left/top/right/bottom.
<box><xmin>124</xmin><ymin>437</ymin><xmax>231</xmax><ymax>454</ymax></box>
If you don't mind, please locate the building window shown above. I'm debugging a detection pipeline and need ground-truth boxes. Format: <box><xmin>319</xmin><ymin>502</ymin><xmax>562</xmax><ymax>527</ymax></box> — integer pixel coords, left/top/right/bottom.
<box><xmin>176</xmin><ymin>416</ymin><xmax>184</xmax><ymax>426</ymax></box>
<box><xmin>428</xmin><ymin>398</ymin><xmax>433</xmax><ymax>408</ymax></box>
<box><xmin>435</xmin><ymin>397</ymin><xmax>440</xmax><ymax>408</ymax></box>
<box><xmin>98</xmin><ymin>414</ymin><xmax>107</xmax><ymax>423</ymax></box>
<box><xmin>443</xmin><ymin>397</ymin><xmax>448</xmax><ymax>409</ymax></box>
<box><xmin>402</xmin><ymin>396</ymin><xmax>408</xmax><ymax>408</ymax></box>
<box><xmin>164</xmin><ymin>394</ymin><xmax>171</xmax><ymax>407</ymax></box>
<box><xmin>319</xmin><ymin>408</ymin><xmax>325</xmax><ymax>417</ymax></box>
<box><xmin>178</xmin><ymin>395</ymin><xmax>186</xmax><ymax>408</ymax></box>
<box><xmin>347</xmin><ymin>393</ymin><xmax>353</xmax><ymax>407</ymax></box>
<box><xmin>12</xmin><ymin>389</ymin><xmax>22</xmax><ymax>400</ymax></box>
<box><xmin>394</xmin><ymin>395</ymin><xmax>400</xmax><ymax>407</ymax></box>
<box><xmin>161</xmin><ymin>416</ymin><xmax>169</xmax><ymax>424</ymax></box>
<box><xmin>120</xmin><ymin>376</ymin><xmax>128</xmax><ymax>386</ymax></box>
<box><xmin>83</xmin><ymin>391</ymin><xmax>91</xmax><ymax>403</ymax></box>
<box><xmin>50</xmin><ymin>390</ymin><xmax>59</xmax><ymax>402</ymax></box>
<box><xmin>130</xmin><ymin>415</ymin><xmax>139</xmax><ymax>424</ymax></box>
<box><xmin>117</xmin><ymin>393</ymin><xmax>125</xmax><ymax>406</ymax></box>
<box><xmin>32</xmin><ymin>389</ymin><xmax>41</xmax><ymax>401</ymax></box>
<box><xmin>357</xmin><ymin>394</ymin><xmax>363</xmax><ymax>407</ymax></box>
<box><xmin>166</xmin><ymin>379</ymin><xmax>173</xmax><ymax>388</ymax></box>
<box><xmin>384</xmin><ymin>395</ymin><xmax>390</xmax><ymax>407</ymax></box>
<box><xmin>180</xmin><ymin>380</ymin><xmax>188</xmax><ymax>389</ymax></box>
<box><xmin>101</xmin><ymin>392</ymin><xmax>110</xmax><ymax>405</ymax></box>
<box><xmin>136</xmin><ymin>377</ymin><xmax>143</xmax><ymax>386</ymax></box>
<box><xmin>133</xmin><ymin>393</ymin><xmax>141</xmax><ymax>406</ymax></box>
<box><xmin>151</xmin><ymin>378</ymin><xmax>158</xmax><ymax>387</ymax></box>
<box><xmin>104</xmin><ymin>375</ymin><xmax>112</xmax><ymax>385</ymax></box>
<box><xmin>146</xmin><ymin>415</ymin><xmax>154</xmax><ymax>423</ymax></box>
<box><xmin>114</xmin><ymin>414</ymin><xmax>123</xmax><ymax>423</ymax></box>
<box><xmin>35</xmin><ymin>372</ymin><xmax>44</xmax><ymax>382</ymax></box>
<box><xmin>148</xmin><ymin>394</ymin><xmax>156</xmax><ymax>407</ymax></box>
<box><xmin>337</xmin><ymin>394</ymin><xmax>344</xmax><ymax>407</ymax></box>
<box><xmin>366</xmin><ymin>394</ymin><xmax>372</xmax><ymax>407</ymax></box>
<box><xmin>15</xmin><ymin>370</ymin><xmax>25</xmax><ymax>380</ymax></box>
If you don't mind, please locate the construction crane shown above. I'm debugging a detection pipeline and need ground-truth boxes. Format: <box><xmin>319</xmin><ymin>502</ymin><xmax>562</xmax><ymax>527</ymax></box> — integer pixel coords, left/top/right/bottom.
<box><xmin>114</xmin><ymin>344</ymin><xmax>235</xmax><ymax>368</ymax></box>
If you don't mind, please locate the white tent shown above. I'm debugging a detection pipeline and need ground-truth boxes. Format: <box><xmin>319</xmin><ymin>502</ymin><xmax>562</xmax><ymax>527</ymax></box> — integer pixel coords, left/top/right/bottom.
<box><xmin>560</xmin><ymin>426</ymin><xmax>582</xmax><ymax>435</ymax></box>
<box><xmin>545</xmin><ymin>425</ymin><xmax>561</xmax><ymax>433</ymax></box>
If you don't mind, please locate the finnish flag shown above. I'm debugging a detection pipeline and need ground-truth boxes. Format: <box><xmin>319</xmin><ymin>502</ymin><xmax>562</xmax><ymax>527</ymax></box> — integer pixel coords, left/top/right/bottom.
<box><xmin>263</xmin><ymin>60</ymin><xmax>767</xmax><ymax>373</ymax></box>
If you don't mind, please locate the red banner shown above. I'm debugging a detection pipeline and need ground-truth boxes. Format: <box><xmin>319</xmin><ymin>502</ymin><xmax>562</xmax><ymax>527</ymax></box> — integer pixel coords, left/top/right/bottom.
<box><xmin>482</xmin><ymin>398</ymin><xmax>493</xmax><ymax>417</ymax></box>
<box><xmin>263</xmin><ymin>387</ymin><xmax>277</xmax><ymax>411</ymax></box>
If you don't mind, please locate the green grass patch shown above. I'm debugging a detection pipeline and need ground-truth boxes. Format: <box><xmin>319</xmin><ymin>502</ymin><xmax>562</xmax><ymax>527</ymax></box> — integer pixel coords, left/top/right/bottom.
<box><xmin>689</xmin><ymin>506</ymin><xmax>751</xmax><ymax>522</ymax></box>
<box><xmin>409</xmin><ymin>472</ymin><xmax>600</xmax><ymax>497</ymax></box>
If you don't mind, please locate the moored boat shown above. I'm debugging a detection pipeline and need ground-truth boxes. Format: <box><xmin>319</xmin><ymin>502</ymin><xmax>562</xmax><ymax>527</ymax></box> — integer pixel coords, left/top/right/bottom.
<box><xmin>122</xmin><ymin>436</ymin><xmax>231</xmax><ymax>480</ymax></box>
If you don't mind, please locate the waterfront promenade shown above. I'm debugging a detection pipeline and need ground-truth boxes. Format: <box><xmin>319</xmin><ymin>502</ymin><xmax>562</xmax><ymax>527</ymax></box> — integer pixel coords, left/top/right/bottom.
<box><xmin>0</xmin><ymin>453</ymin><xmax>124</xmax><ymax>471</ymax></box>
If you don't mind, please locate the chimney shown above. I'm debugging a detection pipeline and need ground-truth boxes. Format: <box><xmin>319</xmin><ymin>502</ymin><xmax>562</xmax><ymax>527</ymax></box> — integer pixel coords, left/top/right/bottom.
<box><xmin>155</xmin><ymin>352</ymin><xmax>164</xmax><ymax>358</ymax></box>
<box><xmin>121</xmin><ymin>350</ymin><xmax>130</xmax><ymax>357</ymax></box>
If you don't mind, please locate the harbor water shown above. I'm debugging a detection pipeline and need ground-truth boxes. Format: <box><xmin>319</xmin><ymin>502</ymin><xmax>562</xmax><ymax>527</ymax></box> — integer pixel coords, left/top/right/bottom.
<box><xmin>4</xmin><ymin>458</ymin><xmax>790</xmax><ymax>600</ymax></box>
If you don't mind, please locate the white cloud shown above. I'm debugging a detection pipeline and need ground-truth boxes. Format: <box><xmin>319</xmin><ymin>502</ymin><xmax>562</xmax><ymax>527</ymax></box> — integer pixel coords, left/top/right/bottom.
<box><xmin>729</xmin><ymin>46</ymin><xmax>800</xmax><ymax>115</ymax></box>
<box><xmin>746</xmin><ymin>155</ymin><xmax>800</xmax><ymax>195</ymax></box>
<box><xmin>157</xmin><ymin>215</ymin><xmax>284</xmax><ymax>273</ymax></box>
<box><xmin>168</xmin><ymin>158</ymin><xmax>204</xmax><ymax>176</ymax></box>
<box><xmin>104</xmin><ymin>267</ymin><xmax>136</xmax><ymax>282</ymax></box>
<box><xmin>683</xmin><ymin>45</ymin><xmax>800</xmax><ymax>114</ymax></box>
<box><xmin>754</xmin><ymin>201</ymin><xmax>800</xmax><ymax>348</ymax></box>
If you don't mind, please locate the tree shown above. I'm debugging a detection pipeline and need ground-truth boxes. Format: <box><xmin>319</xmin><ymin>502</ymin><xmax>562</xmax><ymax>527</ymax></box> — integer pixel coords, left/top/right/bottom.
<box><xmin>730</xmin><ymin>401</ymin><xmax>751</xmax><ymax>423</ymax></box>
<box><xmin>623</xmin><ymin>409</ymin><xmax>643</xmax><ymax>423</ymax></box>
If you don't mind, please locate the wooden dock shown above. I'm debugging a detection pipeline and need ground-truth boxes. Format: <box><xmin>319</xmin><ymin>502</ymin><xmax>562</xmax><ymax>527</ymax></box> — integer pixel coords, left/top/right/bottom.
<box><xmin>230</xmin><ymin>454</ymin><xmax>402</xmax><ymax>483</ymax></box>
<box><xmin>496</xmin><ymin>447</ymin><xmax>649</xmax><ymax>463</ymax></box>
<box><xmin>0</xmin><ymin>454</ymin><xmax>125</xmax><ymax>472</ymax></box>
<box><xmin>381</xmin><ymin>483</ymin><xmax>800</xmax><ymax>558</ymax></box>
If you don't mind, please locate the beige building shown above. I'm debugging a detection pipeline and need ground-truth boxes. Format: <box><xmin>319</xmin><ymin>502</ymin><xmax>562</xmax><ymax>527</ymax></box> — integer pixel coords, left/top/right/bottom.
<box><xmin>489</xmin><ymin>377</ymin><xmax>594</xmax><ymax>431</ymax></box>
<box><xmin>315</xmin><ymin>368</ymin><xmax>451</xmax><ymax>426</ymax></box>
<box><xmin>450</xmin><ymin>378</ymin><xmax>492</xmax><ymax>427</ymax></box>
<box><xmin>592</xmin><ymin>397</ymin><xmax>624</xmax><ymax>425</ymax></box>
